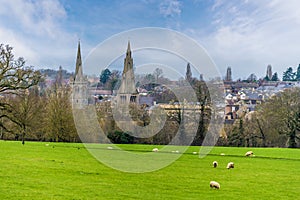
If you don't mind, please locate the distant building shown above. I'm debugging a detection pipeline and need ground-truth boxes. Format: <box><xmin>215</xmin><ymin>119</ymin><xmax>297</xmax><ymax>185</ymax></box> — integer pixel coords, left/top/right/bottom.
<box><xmin>266</xmin><ymin>64</ymin><xmax>273</xmax><ymax>80</ymax></box>
<box><xmin>225</xmin><ymin>67</ymin><xmax>232</xmax><ymax>81</ymax></box>
<box><xmin>185</xmin><ymin>63</ymin><xmax>192</xmax><ymax>83</ymax></box>
<box><xmin>70</xmin><ymin>41</ymin><xmax>88</xmax><ymax>109</ymax></box>
<box><xmin>116</xmin><ymin>41</ymin><xmax>139</xmax><ymax>104</ymax></box>
<box><xmin>199</xmin><ymin>74</ymin><xmax>204</xmax><ymax>81</ymax></box>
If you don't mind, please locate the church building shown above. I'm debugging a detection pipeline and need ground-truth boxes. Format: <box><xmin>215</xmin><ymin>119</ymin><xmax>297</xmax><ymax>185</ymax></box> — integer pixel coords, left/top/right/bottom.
<box><xmin>70</xmin><ymin>41</ymin><xmax>88</xmax><ymax>109</ymax></box>
<box><xmin>116</xmin><ymin>41</ymin><xmax>139</xmax><ymax>104</ymax></box>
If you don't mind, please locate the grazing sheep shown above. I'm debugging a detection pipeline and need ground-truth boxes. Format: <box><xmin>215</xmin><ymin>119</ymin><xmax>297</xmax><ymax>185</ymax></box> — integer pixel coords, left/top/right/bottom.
<box><xmin>210</xmin><ymin>181</ymin><xmax>220</xmax><ymax>189</ymax></box>
<box><xmin>227</xmin><ymin>162</ymin><xmax>234</xmax><ymax>169</ymax></box>
<box><xmin>245</xmin><ymin>151</ymin><xmax>253</xmax><ymax>157</ymax></box>
<box><xmin>107</xmin><ymin>146</ymin><xmax>113</xmax><ymax>150</ymax></box>
<box><xmin>220</xmin><ymin>153</ymin><xmax>225</xmax><ymax>156</ymax></box>
<box><xmin>152</xmin><ymin>148</ymin><xmax>159</xmax><ymax>152</ymax></box>
<box><xmin>213</xmin><ymin>161</ymin><xmax>218</xmax><ymax>168</ymax></box>
<box><xmin>45</xmin><ymin>144</ymin><xmax>49</xmax><ymax>147</ymax></box>
<box><xmin>192</xmin><ymin>152</ymin><xmax>197</xmax><ymax>155</ymax></box>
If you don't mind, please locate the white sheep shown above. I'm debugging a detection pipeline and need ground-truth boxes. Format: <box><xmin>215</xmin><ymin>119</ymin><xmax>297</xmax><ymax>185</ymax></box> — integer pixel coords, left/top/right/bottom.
<box><xmin>227</xmin><ymin>162</ymin><xmax>234</xmax><ymax>169</ymax></box>
<box><xmin>210</xmin><ymin>181</ymin><xmax>220</xmax><ymax>189</ymax></box>
<box><xmin>152</xmin><ymin>148</ymin><xmax>159</xmax><ymax>152</ymax></box>
<box><xmin>220</xmin><ymin>153</ymin><xmax>225</xmax><ymax>156</ymax></box>
<box><xmin>245</xmin><ymin>151</ymin><xmax>253</xmax><ymax>157</ymax></box>
<box><xmin>107</xmin><ymin>146</ymin><xmax>113</xmax><ymax>150</ymax></box>
<box><xmin>213</xmin><ymin>161</ymin><xmax>218</xmax><ymax>168</ymax></box>
<box><xmin>192</xmin><ymin>152</ymin><xmax>197</xmax><ymax>155</ymax></box>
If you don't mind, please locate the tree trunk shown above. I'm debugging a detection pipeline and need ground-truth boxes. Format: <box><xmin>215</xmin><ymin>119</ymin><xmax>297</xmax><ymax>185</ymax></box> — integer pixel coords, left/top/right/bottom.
<box><xmin>22</xmin><ymin>132</ymin><xmax>25</xmax><ymax>145</ymax></box>
<box><xmin>256</xmin><ymin>118</ymin><xmax>266</xmax><ymax>147</ymax></box>
<box><xmin>288</xmin><ymin>131</ymin><xmax>297</xmax><ymax>148</ymax></box>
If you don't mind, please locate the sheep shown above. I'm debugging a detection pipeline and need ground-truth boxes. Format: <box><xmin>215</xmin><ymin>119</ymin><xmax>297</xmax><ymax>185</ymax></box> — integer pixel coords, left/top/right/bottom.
<box><xmin>152</xmin><ymin>148</ymin><xmax>159</xmax><ymax>152</ymax></box>
<box><xmin>220</xmin><ymin>153</ymin><xmax>225</xmax><ymax>156</ymax></box>
<box><xmin>192</xmin><ymin>152</ymin><xmax>197</xmax><ymax>155</ymax></box>
<box><xmin>213</xmin><ymin>161</ymin><xmax>218</xmax><ymax>168</ymax></box>
<box><xmin>107</xmin><ymin>146</ymin><xmax>113</xmax><ymax>150</ymax></box>
<box><xmin>226</xmin><ymin>162</ymin><xmax>234</xmax><ymax>169</ymax></box>
<box><xmin>210</xmin><ymin>181</ymin><xmax>220</xmax><ymax>189</ymax></box>
<box><xmin>245</xmin><ymin>151</ymin><xmax>253</xmax><ymax>157</ymax></box>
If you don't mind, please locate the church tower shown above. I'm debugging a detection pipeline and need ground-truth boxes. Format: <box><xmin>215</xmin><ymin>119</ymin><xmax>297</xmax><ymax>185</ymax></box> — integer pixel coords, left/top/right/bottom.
<box><xmin>225</xmin><ymin>66</ymin><xmax>232</xmax><ymax>81</ymax></box>
<box><xmin>71</xmin><ymin>41</ymin><xmax>88</xmax><ymax>109</ymax></box>
<box><xmin>117</xmin><ymin>41</ymin><xmax>139</xmax><ymax>104</ymax></box>
<box><xmin>266</xmin><ymin>64</ymin><xmax>272</xmax><ymax>80</ymax></box>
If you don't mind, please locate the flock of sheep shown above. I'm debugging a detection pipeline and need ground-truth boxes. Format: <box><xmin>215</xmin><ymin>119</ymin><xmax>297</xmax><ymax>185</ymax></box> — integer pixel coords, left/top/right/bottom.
<box><xmin>104</xmin><ymin>146</ymin><xmax>255</xmax><ymax>192</ymax></box>
<box><xmin>210</xmin><ymin>151</ymin><xmax>254</xmax><ymax>189</ymax></box>
<box><xmin>151</xmin><ymin>148</ymin><xmax>255</xmax><ymax>190</ymax></box>
<box><xmin>107</xmin><ymin>147</ymin><xmax>254</xmax><ymax>190</ymax></box>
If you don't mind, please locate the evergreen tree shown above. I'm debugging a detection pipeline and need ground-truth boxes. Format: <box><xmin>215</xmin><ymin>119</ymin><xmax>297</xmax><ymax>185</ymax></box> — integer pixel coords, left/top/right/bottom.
<box><xmin>296</xmin><ymin>64</ymin><xmax>300</xmax><ymax>81</ymax></box>
<box><xmin>282</xmin><ymin>67</ymin><xmax>295</xmax><ymax>81</ymax></box>
<box><xmin>100</xmin><ymin>69</ymin><xmax>112</xmax><ymax>84</ymax></box>
<box><xmin>271</xmin><ymin>72</ymin><xmax>279</xmax><ymax>81</ymax></box>
<box><xmin>247</xmin><ymin>73</ymin><xmax>257</xmax><ymax>82</ymax></box>
<box><xmin>263</xmin><ymin>75</ymin><xmax>270</xmax><ymax>81</ymax></box>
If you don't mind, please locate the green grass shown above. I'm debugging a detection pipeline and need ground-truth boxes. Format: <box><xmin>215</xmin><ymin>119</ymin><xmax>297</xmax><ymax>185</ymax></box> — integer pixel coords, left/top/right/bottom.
<box><xmin>0</xmin><ymin>140</ymin><xmax>299</xmax><ymax>199</ymax></box>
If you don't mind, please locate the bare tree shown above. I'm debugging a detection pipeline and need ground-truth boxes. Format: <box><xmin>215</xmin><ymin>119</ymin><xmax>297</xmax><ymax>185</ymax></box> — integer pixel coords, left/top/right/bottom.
<box><xmin>238</xmin><ymin>88</ymin><xmax>300</xmax><ymax>148</ymax></box>
<box><xmin>153</xmin><ymin>68</ymin><xmax>163</xmax><ymax>83</ymax></box>
<box><xmin>7</xmin><ymin>87</ymin><xmax>44</xmax><ymax>144</ymax></box>
<box><xmin>260</xmin><ymin>88</ymin><xmax>300</xmax><ymax>147</ymax></box>
<box><xmin>0</xmin><ymin>44</ymin><xmax>41</xmax><ymax>139</ymax></box>
<box><xmin>44</xmin><ymin>84</ymin><xmax>77</xmax><ymax>142</ymax></box>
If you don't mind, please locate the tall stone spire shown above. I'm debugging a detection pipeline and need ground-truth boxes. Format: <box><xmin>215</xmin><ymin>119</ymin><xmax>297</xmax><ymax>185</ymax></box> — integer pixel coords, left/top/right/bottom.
<box><xmin>71</xmin><ymin>41</ymin><xmax>88</xmax><ymax>108</ymax></box>
<box><xmin>75</xmin><ymin>41</ymin><xmax>83</xmax><ymax>81</ymax></box>
<box><xmin>55</xmin><ymin>66</ymin><xmax>63</xmax><ymax>87</ymax></box>
<box><xmin>117</xmin><ymin>41</ymin><xmax>139</xmax><ymax>104</ymax></box>
<box><xmin>127</xmin><ymin>40</ymin><xmax>131</xmax><ymax>55</ymax></box>
<box><xmin>123</xmin><ymin>40</ymin><xmax>133</xmax><ymax>75</ymax></box>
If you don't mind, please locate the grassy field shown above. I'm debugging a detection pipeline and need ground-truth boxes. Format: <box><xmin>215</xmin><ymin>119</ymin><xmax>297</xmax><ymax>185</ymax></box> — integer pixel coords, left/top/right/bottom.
<box><xmin>0</xmin><ymin>140</ymin><xmax>299</xmax><ymax>199</ymax></box>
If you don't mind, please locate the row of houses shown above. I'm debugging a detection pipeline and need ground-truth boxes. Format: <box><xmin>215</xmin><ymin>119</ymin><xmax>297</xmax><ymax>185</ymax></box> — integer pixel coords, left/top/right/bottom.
<box><xmin>224</xmin><ymin>81</ymin><xmax>300</xmax><ymax>123</ymax></box>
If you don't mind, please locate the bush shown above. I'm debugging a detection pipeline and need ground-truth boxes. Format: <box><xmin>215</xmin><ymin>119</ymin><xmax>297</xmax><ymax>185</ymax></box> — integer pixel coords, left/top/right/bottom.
<box><xmin>107</xmin><ymin>131</ymin><xmax>134</xmax><ymax>144</ymax></box>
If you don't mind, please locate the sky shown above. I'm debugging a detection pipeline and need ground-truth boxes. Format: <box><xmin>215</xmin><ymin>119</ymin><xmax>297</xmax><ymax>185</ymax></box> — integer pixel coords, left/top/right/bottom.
<box><xmin>0</xmin><ymin>0</ymin><xmax>300</xmax><ymax>80</ymax></box>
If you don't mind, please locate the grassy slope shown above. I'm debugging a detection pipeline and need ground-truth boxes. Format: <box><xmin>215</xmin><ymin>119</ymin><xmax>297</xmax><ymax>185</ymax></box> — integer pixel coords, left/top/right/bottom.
<box><xmin>0</xmin><ymin>141</ymin><xmax>299</xmax><ymax>199</ymax></box>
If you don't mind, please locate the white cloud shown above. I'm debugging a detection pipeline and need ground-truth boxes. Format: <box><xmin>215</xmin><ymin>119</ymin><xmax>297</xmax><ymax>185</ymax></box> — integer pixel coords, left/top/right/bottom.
<box><xmin>0</xmin><ymin>28</ymin><xmax>37</xmax><ymax>63</ymax></box>
<box><xmin>0</xmin><ymin>0</ymin><xmax>78</xmax><ymax>71</ymax></box>
<box><xmin>199</xmin><ymin>0</ymin><xmax>300</xmax><ymax>79</ymax></box>
<box><xmin>159</xmin><ymin>0</ymin><xmax>182</xmax><ymax>17</ymax></box>
<box><xmin>0</xmin><ymin>0</ymin><xmax>66</xmax><ymax>38</ymax></box>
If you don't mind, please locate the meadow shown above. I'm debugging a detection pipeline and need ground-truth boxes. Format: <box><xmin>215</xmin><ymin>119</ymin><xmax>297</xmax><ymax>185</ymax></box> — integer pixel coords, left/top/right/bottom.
<box><xmin>0</xmin><ymin>140</ymin><xmax>299</xmax><ymax>199</ymax></box>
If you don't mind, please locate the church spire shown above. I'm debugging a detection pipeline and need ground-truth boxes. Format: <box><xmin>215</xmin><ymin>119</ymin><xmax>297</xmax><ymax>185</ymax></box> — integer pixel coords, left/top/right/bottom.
<box><xmin>126</xmin><ymin>40</ymin><xmax>131</xmax><ymax>58</ymax></box>
<box><xmin>71</xmin><ymin>41</ymin><xmax>88</xmax><ymax>109</ymax></box>
<box><xmin>118</xmin><ymin>41</ymin><xmax>138</xmax><ymax>101</ymax></box>
<box><xmin>123</xmin><ymin>40</ymin><xmax>133</xmax><ymax>74</ymax></box>
<box><xmin>75</xmin><ymin>41</ymin><xmax>83</xmax><ymax>80</ymax></box>
<box><xmin>127</xmin><ymin>40</ymin><xmax>131</xmax><ymax>52</ymax></box>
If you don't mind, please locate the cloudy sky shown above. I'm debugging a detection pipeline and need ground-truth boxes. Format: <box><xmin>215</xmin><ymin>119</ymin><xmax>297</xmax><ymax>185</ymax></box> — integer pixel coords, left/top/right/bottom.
<box><xmin>0</xmin><ymin>0</ymin><xmax>300</xmax><ymax>80</ymax></box>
